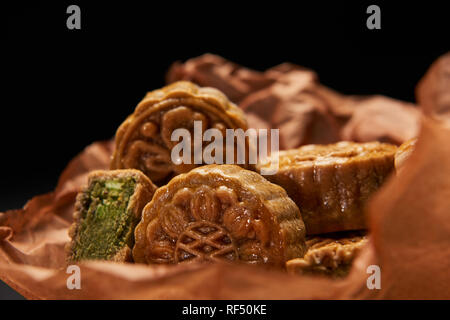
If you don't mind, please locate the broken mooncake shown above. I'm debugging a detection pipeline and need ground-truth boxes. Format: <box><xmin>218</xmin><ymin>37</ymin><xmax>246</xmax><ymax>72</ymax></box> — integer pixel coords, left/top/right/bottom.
<box><xmin>67</xmin><ymin>169</ymin><xmax>157</xmax><ymax>262</ymax></box>
<box><xmin>395</xmin><ymin>138</ymin><xmax>417</xmax><ymax>172</ymax></box>
<box><xmin>286</xmin><ymin>231</ymin><xmax>368</xmax><ymax>278</ymax></box>
<box><xmin>256</xmin><ymin>141</ymin><xmax>397</xmax><ymax>234</ymax></box>
<box><xmin>111</xmin><ymin>81</ymin><xmax>249</xmax><ymax>186</ymax></box>
<box><xmin>133</xmin><ymin>164</ymin><xmax>307</xmax><ymax>268</ymax></box>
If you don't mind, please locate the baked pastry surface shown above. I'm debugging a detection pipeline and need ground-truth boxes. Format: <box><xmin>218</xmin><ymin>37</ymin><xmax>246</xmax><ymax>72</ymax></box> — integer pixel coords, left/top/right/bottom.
<box><xmin>257</xmin><ymin>141</ymin><xmax>396</xmax><ymax>234</ymax></box>
<box><xmin>395</xmin><ymin>138</ymin><xmax>417</xmax><ymax>172</ymax></box>
<box><xmin>133</xmin><ymin>164</ymin><xmax>306</xmax><ymax>267</ymax></box>
<box><xmin>286</xmin><ymin>231</ymin><xmax>368</xmax><ymax>278</ymax></box>
<box><xmin>67</xmin><ymin>169</ymin><xmax>156</xmax><ymax>262</ymax></box>
<box><xmin>111</xmin><ymin>81</ymin><xmax>248</xmax><ymax>186</ymax></box>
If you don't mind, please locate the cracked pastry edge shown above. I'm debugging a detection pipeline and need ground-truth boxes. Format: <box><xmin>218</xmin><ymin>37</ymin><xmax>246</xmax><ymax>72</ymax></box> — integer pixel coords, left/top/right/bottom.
<box><xmin>286</xmin><ymin>232</ymin><xmax>368</xmax><ymax>278</ymax></box>
<box><xmin>395</xmin><ymin>138</ymin><xmax>417</xmax><ymax>172</ymax></box>
<box><xmin>65</xmin><ymin>169</ymin><xmax>157</xmax><ymax>263</ymax></box>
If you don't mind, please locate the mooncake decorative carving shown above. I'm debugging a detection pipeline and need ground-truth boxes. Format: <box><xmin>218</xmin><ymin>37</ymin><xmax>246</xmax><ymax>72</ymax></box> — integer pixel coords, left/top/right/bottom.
<box><xmin>174</xmin><ymin>221</ymin><xmax>238</xmax><ymax>263</ymax></box>
<box><xmin>111</xmin><ymin>81</ymin><xmax>248</xmax><ymax>185</ymax></box>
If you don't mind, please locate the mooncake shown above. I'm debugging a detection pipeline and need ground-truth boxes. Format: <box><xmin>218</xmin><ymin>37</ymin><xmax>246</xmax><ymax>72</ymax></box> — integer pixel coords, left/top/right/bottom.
<box><xmin>111</xmin><ymin>81</ymin><xmax>249</xmax><ymax>186</ymax></box>
<box><xmin>286</xmin><ymin>232</ymin><xmax>368</xmax><ymax>278</ymax></box>
<box><xmin>67</xmin><ymin>169</ymin><xmax>157</xmax><ymax>262</ymax></box>
<box><xmin>256</xmin><ymin>141</ymin><xmax>396</xmax><ymax>234</ymax></box>
<box><xmin>133</xmin><ymin>164</ymin><xmax>307</xmax><ymax>267</ymax></box>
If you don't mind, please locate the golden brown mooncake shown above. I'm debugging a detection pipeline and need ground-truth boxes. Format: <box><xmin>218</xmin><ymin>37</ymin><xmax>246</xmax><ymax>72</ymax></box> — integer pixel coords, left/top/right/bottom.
<box><xmin>66</xmin><ymin>169</ymin><xmax>157</xmax><ymax>263</ymax></box>
<box><xmin>395</xmin><ymin>138</ymin><xmax>417</xmax><ymax>172</ymax></box>
<box><xmin>133</xmin><ymin>164</ymin><xmax>307</xmax><ymax>268</ymax></box>
<box><xmin>111</xmin><ymin>81</ymin><xmax>249</xmax><ymax>186</ymax></box>
<box><xmin>286</xmin><ymin>232</ymin><xmax>368</xmax><ymax>278</ymax></box>
<box><xmin>256</xmin><ymin>141</ymin><xmax>397</xmax><ymax>234</ymax></box>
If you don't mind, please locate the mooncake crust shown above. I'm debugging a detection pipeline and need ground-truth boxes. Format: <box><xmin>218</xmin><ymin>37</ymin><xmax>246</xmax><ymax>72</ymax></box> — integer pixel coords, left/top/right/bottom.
<box><xmin>286</xmin><ymin>232</ymin><xmax>368</xmax><ymax>278</ymax></box>
<box><xmin>133</xmin><ymin>164</ymin><xmax>307</xmax><ymax>268</ymax></box>
<box><xmin>111</xmin><ymin>81</ymin><xmax>249</xmax><ymax>185</ymax></box>
<box><xmin>257</xmin><ymin>141</ymin><xmax>396</xmax><ymax>234</ymax></box>
<box><xmin>395</xmin><ymin>138</ymin><xmax>417</xmax><ymax>172</ymax></box>
<box><xmin>66</xmin><ymin>169</ymin><xmax>157</xmax><ymax>263</ymax></box>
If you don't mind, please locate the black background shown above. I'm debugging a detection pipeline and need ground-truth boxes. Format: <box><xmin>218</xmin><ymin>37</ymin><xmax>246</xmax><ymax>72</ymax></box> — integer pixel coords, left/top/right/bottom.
<box><xmin>3</xmin><ymin>1</ymin><xmax>449</xmax><ymax>299</ymax></box>
<box><xmin>1</xmin><ymin>300</ymin><xmax>449</xmax><ymax>316</ymax></box>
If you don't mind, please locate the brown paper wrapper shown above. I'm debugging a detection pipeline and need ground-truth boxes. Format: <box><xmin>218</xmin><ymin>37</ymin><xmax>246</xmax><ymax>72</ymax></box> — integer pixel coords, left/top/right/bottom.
<box><xmin>1</xmin><ymin>54</ymin><xmax>449</xmax><ymax>299</ymax></box>
<box><xmin>167</xmin><ymin>54</ymin><xmax>421</xmax><ymax>147</ymax></box>
<box><xmin>417</xmin><ymin>52</ymin><xmax>450</xmax><ymax>122</ymax></box>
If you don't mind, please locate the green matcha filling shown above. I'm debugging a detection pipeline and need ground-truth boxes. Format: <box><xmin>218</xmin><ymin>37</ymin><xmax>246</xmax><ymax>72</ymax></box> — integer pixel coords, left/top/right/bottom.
<box><xmin>73</xmin><ymin>177</ymin><xmax>137</xmax><ymax>261</ymax></box>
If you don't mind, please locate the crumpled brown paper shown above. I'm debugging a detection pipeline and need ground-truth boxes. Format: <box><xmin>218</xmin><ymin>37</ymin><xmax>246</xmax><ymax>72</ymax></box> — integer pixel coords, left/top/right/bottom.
<box><xmin>167</xmin><ymin>54</ymin><xmax>420</xmax><ymax>147</ymax></box>
<box><xmin>1</xmin><ymin>54</ymin><xmax>449</xmax><ymax>299</ymax></box>
<box><xmin>416</xmin><ymin>52</ymin><xmax>450</xmax><ymax>122</ymax></box>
